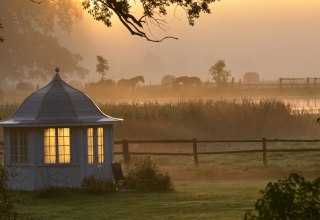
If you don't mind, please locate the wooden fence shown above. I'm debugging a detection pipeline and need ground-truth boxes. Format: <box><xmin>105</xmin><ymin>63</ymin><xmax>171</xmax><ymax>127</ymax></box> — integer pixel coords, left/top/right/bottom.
<box><xmin>142</xmin><ymin>77</ymin><xmax>320</xmax><ymax>91</ymax></box>
<box><xmin>114</xmin><ymin>138</ymin><xmax>320</xmax><ymax>166</ymax></box>
<box><xmin>1</xmin><ymin>139</ymin><xmax>320</xmax><ymax>166</ymax></box>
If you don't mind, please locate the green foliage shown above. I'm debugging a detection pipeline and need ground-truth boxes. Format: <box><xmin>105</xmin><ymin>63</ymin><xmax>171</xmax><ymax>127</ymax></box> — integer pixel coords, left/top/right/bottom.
<box><xmin>0</xmin><ymin>162</ymin><xmax>20</xmax><ymax>219</ymax></box>
<box><xmin>209</xmin><ymin>60</ymin><xmax>231</xmax><ymax>86</ymax></box>
<box><xmin>244</xmin><ymin>173</ymin><xmax>320</xmax><ymax>220</ymax></box>
<box><xmin>125</xmin><ymin>156</ymin><xmax>173</xmax><ymax>191</ymax></box>
<box><xmin>81</xmin><ymin>176</ymin><xmax>116</xmax><ymax>194</ymax></box>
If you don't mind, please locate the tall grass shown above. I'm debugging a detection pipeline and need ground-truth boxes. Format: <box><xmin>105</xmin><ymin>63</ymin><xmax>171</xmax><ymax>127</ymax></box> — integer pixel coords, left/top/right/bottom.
<box><xmin>100</xmin><ymin>99</ymin><xmax>320</xmax><ymax>139</ymax></box>
<box><xmin>0</xmin><ymin>99</ymin><xmax>319</xmax><ymax>139</ymax></box>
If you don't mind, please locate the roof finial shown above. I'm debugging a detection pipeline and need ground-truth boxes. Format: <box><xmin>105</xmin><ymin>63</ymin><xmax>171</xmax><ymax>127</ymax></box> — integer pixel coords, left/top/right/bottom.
<box><xmin>55</xmin><ymin>67</ymin><xmax>60</xmax><ymax>74</ymax></box>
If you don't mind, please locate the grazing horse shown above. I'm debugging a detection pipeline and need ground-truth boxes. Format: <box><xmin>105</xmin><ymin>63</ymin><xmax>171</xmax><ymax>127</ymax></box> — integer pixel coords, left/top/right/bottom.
<box><xmin>117</xmin><ymin>76</ymin><xmax>145</xmax><ymax>89</ymax></box>
<box><xmin>176</xmin><ymin>76</ymin><xmax>201</xmax><ymax>87</ymax></box>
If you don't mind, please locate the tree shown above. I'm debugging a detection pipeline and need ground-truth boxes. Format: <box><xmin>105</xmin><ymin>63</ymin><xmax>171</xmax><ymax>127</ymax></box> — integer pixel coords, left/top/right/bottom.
<box><xmin>0</xmin><ymin>0</ymin><xmax>88</xmax><ymax>81</ymax></box>
<box><xmin>209</xmin><ymin>60</ymin><xmax>231</xmax><ymax>86</ymax></box>
<box><xmin>0</xmin><ymin>163</ymin><xmax>18</xmax><ymax>219</ymax></box>
<box><xmin>0</xmin><ymin>21</ymin><xmax>3</xmax><ymax>42</ymax></box>
<box><xmin>244</xmin><ymin>173</ymin><xmax>320</xmax><ymax>220</ymax></box>
<box><xmin>82</xmin><ymin>0</ymin><xmax>219</xmax><ymax>42</ymax></box>
<box><xmin>96</xmin><ymin>55</ymin><xmax>109</xmax><ymax>79</ymax></box>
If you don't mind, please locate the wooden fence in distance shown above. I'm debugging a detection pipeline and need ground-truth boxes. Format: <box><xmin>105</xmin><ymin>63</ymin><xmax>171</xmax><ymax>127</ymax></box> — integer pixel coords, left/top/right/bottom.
<box><xmin>1</xmin><ymin>139</ymin><xmax>320</xmax><ymax>166</ymax></box>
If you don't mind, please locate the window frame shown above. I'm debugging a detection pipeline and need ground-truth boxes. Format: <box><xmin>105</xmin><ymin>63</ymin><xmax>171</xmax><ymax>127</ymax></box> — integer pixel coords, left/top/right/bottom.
<box><xmin>87</xmin><ymin>127</ymin><xmax>105</xmax><ymax>165</ymax></box>
<box><xmin>10</xmin><ymin>128</ymin><xmax>28</xmax><ymax>164</ymax></box>
<box><xmin>44</xmin><ymin>127</ymin><xmax>71</xmax><ymax>165</ymax></box>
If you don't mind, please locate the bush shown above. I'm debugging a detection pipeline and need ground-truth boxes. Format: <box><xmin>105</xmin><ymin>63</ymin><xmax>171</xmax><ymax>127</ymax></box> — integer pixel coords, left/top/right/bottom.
<box><xmin>81</xmin><ymin>176</ymin><xmax>116</xmax><ymax>194</ymax></box>
<box><xmin>244</xmin><ymin>173</ymin><xmax>320</xmax><ymax>220</ymax></box>
<box><xmin>125</xmin><ymin>156</ymin><xmax>173</xmax><ymax>192</ymax></box>
<box><xmin>0</xmin><ymin>162</ymin><xmax>27</xmax><ymax>219</ymax></box>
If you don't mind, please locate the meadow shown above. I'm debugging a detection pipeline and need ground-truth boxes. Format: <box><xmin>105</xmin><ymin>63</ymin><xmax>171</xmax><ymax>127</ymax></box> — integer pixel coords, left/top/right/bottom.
<box><xmin>2</xmin><ymin>99</ymin><xmax>320</xmax><ymax>219</ymax></box>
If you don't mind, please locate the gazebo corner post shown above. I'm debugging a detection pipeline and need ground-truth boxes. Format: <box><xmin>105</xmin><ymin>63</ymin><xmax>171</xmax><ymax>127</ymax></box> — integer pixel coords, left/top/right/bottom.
<box><xmin>262</xmin><ymin>138</ymin><xmax>267</xmax><ymax>165</ymax></box>
<box><xmin>122</xmin><ymin>139</ymin><xmax>130</xmax><ymax>165</ymax></box>
<box><xmin>192</xmin><ymin>138</ymin><xmax>199</xmax><ymax>166</ymax></box>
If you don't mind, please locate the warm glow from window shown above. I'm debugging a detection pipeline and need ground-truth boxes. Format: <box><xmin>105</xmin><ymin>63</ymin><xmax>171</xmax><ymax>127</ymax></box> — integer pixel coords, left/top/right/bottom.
<box><xmin>58</xmin><ymin>128</ymin><xmax>70</xmax><ymax>163</ymax></box>
<box><xmin>44</xmin><ymin>128</ymin><xmax>56</xmax><ymax>164</ymax></box>
<box><xmin>44</xmin><ymin>128</ymin><xmax>70</xmax><ymax>164</ymax></box>
<box><xmin>87</xmin><ymin>128</ymin><xmax>94</xmax><ymax>164</ymax></box>
<box><xmin>97</xmin><ymin>127</ymin><xmax>104</xmax><ymax>164</ymax></box>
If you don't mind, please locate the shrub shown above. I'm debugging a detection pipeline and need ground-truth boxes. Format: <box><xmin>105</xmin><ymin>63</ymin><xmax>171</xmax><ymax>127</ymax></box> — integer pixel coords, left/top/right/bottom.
<box><xmin>0</xmin><ymin>162</ymin><xmax>20</xmax><ymax>219</ymax></box>
<box><xmin>81</xmin><ymin>176</ymin><xmax>116</xmax><ymax>194</ymax></box>
<box><xmin>244</xmin><ymin>173</ymin><xmax>320</xmax><ymax>220</ymax></box>
<box><xmin>125</xmin><ymin>156</ymin><xmax>173</xmax><ymax>192</ymax></box>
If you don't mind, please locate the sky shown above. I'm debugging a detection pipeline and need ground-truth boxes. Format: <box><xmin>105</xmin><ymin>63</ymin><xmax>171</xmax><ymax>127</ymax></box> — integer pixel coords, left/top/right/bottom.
<box><xmin>58</xmin><ymin>0</ymin><xmax>320</xmax><ymax>84</ymax></box>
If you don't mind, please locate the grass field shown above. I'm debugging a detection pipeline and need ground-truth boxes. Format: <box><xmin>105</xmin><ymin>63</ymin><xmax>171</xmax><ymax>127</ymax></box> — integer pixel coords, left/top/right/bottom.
<box><xmin>18</xmin><ymin>179</ymin><xmax>267</xmax><ymax>220</ymax></box>
<box><xmin>2</xmin><ymin>99</ymin><xmax>320</xmax><ymax>219</ymax></box>
<box><xmin>17</xmin><ymin>147</ymin><xmax>320</xmax><ymax>220</ymax></box>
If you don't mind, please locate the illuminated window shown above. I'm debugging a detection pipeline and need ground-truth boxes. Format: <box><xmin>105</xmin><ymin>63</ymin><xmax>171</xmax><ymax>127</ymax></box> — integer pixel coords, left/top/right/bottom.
<box><xmin>97</xmin><ymin>127</ymin><xmax>104</xmax><ymax>164</ymax></box>
<box><xmin>87</xmin><ymin>128</ymin><xmax>94</xmax><ymax>164</ymax></box>
<box><xmin>87</xmin><ymin>127</ymin><xmax>104</xmax><ymax>164</ymax></box>
<box><xmin>44</xmin><ymin>128</ymin><xmax>70</xmax><ymax>164</ymax></box>
<box><xmin>10</xmin><ymin>128</ymin><xmax>28</xmax><ymax>164</ymax></box>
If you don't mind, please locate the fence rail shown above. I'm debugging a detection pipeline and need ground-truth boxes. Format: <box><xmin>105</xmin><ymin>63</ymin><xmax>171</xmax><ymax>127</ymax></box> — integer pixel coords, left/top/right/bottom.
<box><xmin>2</xmin><ymin>139</ymin><xmax>320</xmax><ymax>166</ymax></box>
<box><xmin>113</xmin><ymin>138</ymin><xmax>320</xmax><ymax>166</ymax></box>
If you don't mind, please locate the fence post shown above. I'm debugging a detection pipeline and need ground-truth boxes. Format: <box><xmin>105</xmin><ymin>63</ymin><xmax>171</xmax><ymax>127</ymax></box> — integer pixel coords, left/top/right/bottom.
<box><xmin>122</xmin><ymin>139</ymin><xmax>130</xmax><ymax>164</ymax></box>
<box><xmin>192</xmin><ymin>138</ymin><xmax>199</xmax><ymax>166</ymax></box>
<box><xmin>262</xmin><ymin>138</ymin><xmax>267</xmax><ymax>165</ymax></box>
<box><xmin>231</xmin><ymin>77</ymin><xmax>234</xmax><ymax>89</ymax></box>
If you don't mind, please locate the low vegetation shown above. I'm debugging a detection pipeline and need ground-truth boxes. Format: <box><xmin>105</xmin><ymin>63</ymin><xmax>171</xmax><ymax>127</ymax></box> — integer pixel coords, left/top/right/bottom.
<box><xmin>244</xmin><ymin>173</ymin><xmax>320</xmax><ymax>219</ymax></box>
<box><xmin>125</xmin><ymin>156</ymin><xmax>173</xmax><ymax>192</ymax></box>
<box><xmin>1</xmin><ymin>99</ymin><xmax>318</xmax><ymax>140</ymax></box>
<box><xmin>0</xmin><ymin>162</ymin><xmax>29</xmax><ymax>219</ymax></box>
<box><xmin>100</xmin><ymin>99</ymin><xmax>319</xmax><ymax>140</ymax></box>
<box><xmin>81</xmin><ymin>176</ymin><xmax>116</xmax><ymax>194</ymax></box>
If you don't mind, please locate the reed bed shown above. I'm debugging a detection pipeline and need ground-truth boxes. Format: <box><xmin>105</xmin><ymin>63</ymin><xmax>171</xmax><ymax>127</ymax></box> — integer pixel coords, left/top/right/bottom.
<box><xmin>0</xmin><ymin>99</ymin><xmax>319</xmax><ymax>140</ymax></box>
<box><xmin>99</xmin><ymin>99</ymin><xmax>320</xmax><ymax>140</ymax></box>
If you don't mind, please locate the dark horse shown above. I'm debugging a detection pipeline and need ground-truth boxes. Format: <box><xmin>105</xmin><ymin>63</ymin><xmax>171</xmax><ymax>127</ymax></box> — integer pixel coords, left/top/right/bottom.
<box><xmin>117</xmin><ymin>76</ymin><xmax>145</xmax><ymax>89</ymax></box>
<box><xmin>175</xmin><ymin>76</ymin><xmax>201</xmax><ymax>87</ymax></box>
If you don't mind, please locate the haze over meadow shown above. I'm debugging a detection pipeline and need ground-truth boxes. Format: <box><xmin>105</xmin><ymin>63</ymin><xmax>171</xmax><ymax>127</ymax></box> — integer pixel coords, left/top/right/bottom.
<box><xmin>57</xmin><ymin>0</ymin><xmax>320</xmax><ymax>84</ymax></box>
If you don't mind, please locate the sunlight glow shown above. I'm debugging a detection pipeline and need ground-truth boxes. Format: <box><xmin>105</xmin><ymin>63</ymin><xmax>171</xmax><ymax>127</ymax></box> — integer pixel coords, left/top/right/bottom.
<box><xmin>44</xmin><ymin>128</ymin><xmax>70</xmax><ymax>164</ymax></box>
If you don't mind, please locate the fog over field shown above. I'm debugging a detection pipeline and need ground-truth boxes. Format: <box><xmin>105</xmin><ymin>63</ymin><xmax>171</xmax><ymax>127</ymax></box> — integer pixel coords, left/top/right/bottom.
<box><xmin>56</xmin><ymin>0</ymin><xmax>320</xmax><ymax>83</ymax></box>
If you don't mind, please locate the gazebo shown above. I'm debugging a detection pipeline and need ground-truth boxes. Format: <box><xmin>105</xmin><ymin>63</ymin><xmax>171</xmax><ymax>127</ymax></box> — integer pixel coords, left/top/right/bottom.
<box><xmin>0</xmin><ymin>68</ymin><xmax>122</xmax><ymax>190</ymax></box>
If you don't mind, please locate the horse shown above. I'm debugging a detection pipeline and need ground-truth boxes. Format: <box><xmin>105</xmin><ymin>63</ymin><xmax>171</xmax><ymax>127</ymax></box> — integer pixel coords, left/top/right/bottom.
<box><xmin>175</xmin><ymin>76</ymin><xmax>201</xmax><ymax>87</ymax></box>
<box><xmin>117</xmin><ymin>76</ymin><xmax>145</xmax><ymax>89</ymax></box>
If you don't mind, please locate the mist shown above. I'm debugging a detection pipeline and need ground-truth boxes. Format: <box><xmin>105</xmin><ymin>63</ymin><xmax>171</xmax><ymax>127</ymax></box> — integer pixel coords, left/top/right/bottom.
<box><xmin>54</xmin><ymin>0</ymin><xmax>320</xmax><ymax>85</ymax></box>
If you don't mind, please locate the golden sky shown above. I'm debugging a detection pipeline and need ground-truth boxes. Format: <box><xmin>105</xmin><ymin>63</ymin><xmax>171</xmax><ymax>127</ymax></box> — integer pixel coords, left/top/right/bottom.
<box><xmin>59</xmin><ymin>0</ymin><xmax>320</xmax><ymax>83</ymax></box>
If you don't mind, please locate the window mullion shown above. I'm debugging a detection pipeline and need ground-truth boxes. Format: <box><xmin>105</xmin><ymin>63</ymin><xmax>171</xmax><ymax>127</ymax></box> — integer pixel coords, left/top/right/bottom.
<box><xmin>55</xmin><ymin>128</ymin><xmax>59</xmax><ymax>164</ymax></box>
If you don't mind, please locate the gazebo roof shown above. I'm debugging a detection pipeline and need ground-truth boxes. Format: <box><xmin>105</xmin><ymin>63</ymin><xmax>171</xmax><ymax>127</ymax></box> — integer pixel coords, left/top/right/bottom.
<box><xmin>0</xmin><ymin>69</ymin><xmax>122</xmax><ymax>127</ymax></box>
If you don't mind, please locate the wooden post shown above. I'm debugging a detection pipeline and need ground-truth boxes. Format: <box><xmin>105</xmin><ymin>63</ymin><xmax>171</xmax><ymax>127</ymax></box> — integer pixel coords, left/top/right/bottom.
<box><xmin>193</xmin><ymin>138</ymin><xmax>199</xmax><ymax>166</ymax></box>
<box><xmin>122</xmin><ymin>139</ymin><xmax>130</xmax><ymax>164</ymax></box>
<box><xmin>262</xmin><ymin>138</ymin><xmax>267</xmax><ymax>165</ymax></box>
